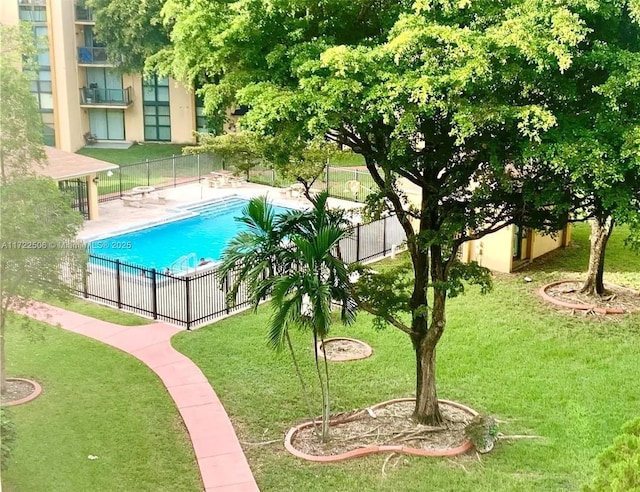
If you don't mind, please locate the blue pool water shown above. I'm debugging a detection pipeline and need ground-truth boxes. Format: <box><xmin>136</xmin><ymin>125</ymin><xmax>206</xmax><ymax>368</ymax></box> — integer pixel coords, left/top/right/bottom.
<box><xmin>89</xmin><ymin>197</ymin><xmax>291</xmax><ymax>270</ymax></box>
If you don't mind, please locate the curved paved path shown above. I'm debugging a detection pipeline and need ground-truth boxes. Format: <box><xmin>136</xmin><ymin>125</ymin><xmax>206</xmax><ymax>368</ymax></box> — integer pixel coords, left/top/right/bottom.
<box><xmin>17</xmin><ymin>302</ymin><xmax>259</xmax><ymax>492</ymax></box>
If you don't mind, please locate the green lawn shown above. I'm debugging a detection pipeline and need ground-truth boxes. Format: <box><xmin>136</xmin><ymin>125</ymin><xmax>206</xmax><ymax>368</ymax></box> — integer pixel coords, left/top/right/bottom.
<box><xmin>1</xmin><ymin>316</ymin><xmax>201</xmax><ymax>492</ymax></box>
<box><xmin>77</xmin><ymin>143</ymin><xmax>187</xmax><ymax>165</ymax></box>
<box><xmin>40</xmin><ymin>295</ymin><xmax>149</xmax><ymax>326</ymax></box>
<box><xmin>330</xmin><ymin>152</ymin><xmax>366</xmax><ymax>167</ymax></box>
<box><xmin>172</xmin><ymin>223</ymin><xmax>640</xmax><ymax>491</ymax></box>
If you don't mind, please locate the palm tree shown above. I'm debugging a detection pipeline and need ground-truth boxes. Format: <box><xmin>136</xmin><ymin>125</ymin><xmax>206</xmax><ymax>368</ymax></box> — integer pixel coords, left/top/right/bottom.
<box><xmin>220</xmin><ymin>191</ymin><xmax>356</xmax><ymax>442</ymax></box>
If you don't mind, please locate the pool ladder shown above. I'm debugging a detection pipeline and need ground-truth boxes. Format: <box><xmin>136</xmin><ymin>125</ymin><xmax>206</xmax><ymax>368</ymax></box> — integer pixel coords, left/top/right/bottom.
<box><xmin>169</xmin><ymin>253</ymin><xmax>197</xmax><ymax>274</ymax></box>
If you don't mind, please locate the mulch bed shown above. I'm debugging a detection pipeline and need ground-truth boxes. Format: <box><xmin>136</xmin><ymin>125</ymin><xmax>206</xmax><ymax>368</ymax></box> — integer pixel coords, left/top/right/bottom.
<box><xmin>1</xmin><ymin>379</ymin><xmax>37</xmax><ymax>405</ymax></box>
<box><xmin>543</xmin><ymin>281</ymin><xmax>640</xmax><ymax>314</ymax></box>
<box><xmin>320</xmin><ymin>338</ymin><xmax>372</xmax><ymax>361</ymax></box>
<box><xmin>291</xmin><ymin>400</ymin><xmax>473</xmax><ymax>457</ymax></box>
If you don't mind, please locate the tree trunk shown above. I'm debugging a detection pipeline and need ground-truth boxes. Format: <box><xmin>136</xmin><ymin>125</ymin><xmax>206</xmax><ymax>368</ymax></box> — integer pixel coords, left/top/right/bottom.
<box><xmin>581</xmin><ymin>217</ymin><xmax>614</xmax><ymax>296</ymax></box>
<box><xmin>286</xmin><ymin>332</ymin><xmax>319</xmax><ymax>435</ymax></box>
<box><xmin>313</xmin><ymin>332</ymin><xmax>330</xmax><ymax>442</ymax></box>
<box><xmin>413</xmin><ymin>335</ymin><xmax>442</xmax><ymax>425</ymax></box>
<box><xmin>412</xmin><ymin>245</ymin><xmax>448</xmax><ymax>426</ymax></box>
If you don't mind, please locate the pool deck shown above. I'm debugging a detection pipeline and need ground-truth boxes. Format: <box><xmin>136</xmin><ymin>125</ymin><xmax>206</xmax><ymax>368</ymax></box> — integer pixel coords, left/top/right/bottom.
<box><xmin>81</xmin><ymin>181</ymin><xmax>361</xmax><ymax>240</ymax></box>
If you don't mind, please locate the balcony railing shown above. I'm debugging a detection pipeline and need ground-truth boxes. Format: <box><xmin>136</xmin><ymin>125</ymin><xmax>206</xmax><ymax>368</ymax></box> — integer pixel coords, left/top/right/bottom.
<box><xmin>77</xmin><ymin>46</ymin><xmax>108</xmax><ymax>64</ymax></box>
<box><xmin>80</xmin><ymin>87</ymin><xmax>132</xmax><ymax>106</ymax></box>
<box><xmin>75</xmin><ymin>4</ymin><xmax>94</xmax><ymax>22</ymax></box>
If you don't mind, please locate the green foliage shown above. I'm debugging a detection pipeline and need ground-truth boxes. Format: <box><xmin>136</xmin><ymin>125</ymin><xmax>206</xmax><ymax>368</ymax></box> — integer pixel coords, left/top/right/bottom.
<box><xmin>0</xmin><ymin>177</ymin><xmax>87</xmax><ymax>385</ymax></box>
<box><xmin>444</xmin><ymin>261</ymin><xmax>493</xmax><ymax>298</ymax></box>
<box><xmin>0</xmin><ymin>178</ymin><xmax>86</xmax><ymax>306</ymax></box>
<box><xmin>87</xmin><ymin>0</ymin><xmax>170</xmax><ymax>73</ymax></box>
<box><xmin>172</xmin><ymin>223</ymin><xmax>640</xmax><ymax>491</ymax></box>
<box><xmin>0</xmin><ymin>25</ymin><xmax>44</xmax><ymax>180</ymax></box>
<box><xmin>220</xmin><ymin>191</ymin><xmax>357</xmax><ymax>440</ymax></box>
<box><xmin>0</xmin><ymin>407</ymin><xmax>17</xmax><ymax>471</ymax></box>
<box><xmin>185</xmin><ymin>131</ymin><xmax>264</xmax><ymax>176</ymax></box>
<box><xmin>186</xmin><ymin>132</ymin><xmax>342</xmax><ymax>187</ymax></box>
<box><xmin>351</xmin><ymin>262</ymin><xmax>413</xmax><ymax>331</ymax></box>
<box><xmin>584</xmin><ymin>418</ymin><xmax>640</xmax><ymax>492</ymax></box>
<box><xmin>152</xmin><ymin>0</ymin><xmax>639</xmax><ymax>421</ymax></box>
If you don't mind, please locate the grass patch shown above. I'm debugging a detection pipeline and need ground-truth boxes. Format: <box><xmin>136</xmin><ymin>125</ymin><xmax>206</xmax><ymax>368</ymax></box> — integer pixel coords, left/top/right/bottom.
<box><xmin>78</xmin><ymin>144</ymin><xmax>186</xmax><ymax>165</ymax></box>
<box><xmin>39</xmin><ymin>295</ymin><xmax>149</xmax><ymax>326</ymax></box>
<box><xmin>1</xmin><ymin>315</ymin><xmax>201</xmax><ymax>492</ymax></box>
<box><xmin>173</xmin><ymin>222</ymin><xmax>639</xmax><ymax>491</ymax></box>
<box><xmin>330</xmin><ymin>152</ymin><xmax>366</xmax><ymax>167</ymax></box>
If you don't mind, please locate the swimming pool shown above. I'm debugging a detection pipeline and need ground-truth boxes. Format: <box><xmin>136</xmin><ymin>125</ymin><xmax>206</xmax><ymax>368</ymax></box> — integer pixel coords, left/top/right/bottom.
<box><xmin>89</xmin><ymin>197</ymin><xmax>292</xmax><ymax>271</ymax></box>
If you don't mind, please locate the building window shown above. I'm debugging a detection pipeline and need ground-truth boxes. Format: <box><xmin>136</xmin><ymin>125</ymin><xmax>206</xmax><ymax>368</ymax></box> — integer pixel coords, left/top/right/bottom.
<box><xmin>30</xmin><ymin>69</ymin><xmax>53</xmax><ymax>111</ymax></box>
<box><xmin>142</xmin><ymin>76</ymin><xmax>171</xmax><ymax>141</ymax></box>
<box><xmin>195</xmin><ymin>93</ymin><xmax>213</xmax><ymax>133</ymax></box>
<box><xmin>18</xmin><ymin>4</ymin><xmax>46</xmax><ymax>22</ymax></box>
<box><xmin>19</xmin><ymin>1</ymin><xmax>55</xmax><ymax>145</ymax></box>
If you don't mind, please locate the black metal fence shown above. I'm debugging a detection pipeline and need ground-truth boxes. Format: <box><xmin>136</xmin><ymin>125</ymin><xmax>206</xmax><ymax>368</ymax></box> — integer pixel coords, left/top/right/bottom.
<box><xmin>96</xmin><ymin>153</ymin><xmax>224</xmax><ymax>202</ymax></box>
<box><xmin>72</xmin><ymin>215</ymin><xmax>406</xmax><ymax>329</ymax></box>
<box><xmin>98</xmin><ymin>153</ymin><xmax>377</xmax><ymax>204</ymax></box>
<box><xmin>246</xmin><ymin>164</ymin><xmax>377</xmax><ymax>203</ymax></box>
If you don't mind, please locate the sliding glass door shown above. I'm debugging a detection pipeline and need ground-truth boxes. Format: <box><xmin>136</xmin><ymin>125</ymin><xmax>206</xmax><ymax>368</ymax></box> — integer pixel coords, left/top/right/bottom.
<box><xmin>88</xmin><ymin>109</ymin><xmax>125</xmax><ymax>140</ymax></box>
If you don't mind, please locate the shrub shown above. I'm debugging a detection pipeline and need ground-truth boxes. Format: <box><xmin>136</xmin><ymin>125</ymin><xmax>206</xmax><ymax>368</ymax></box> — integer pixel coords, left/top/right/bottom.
<box><xmin>584</xmin><ymin>418</ymin><xmax>640</xmax><ymax>491</ymax></box>
<box><xmin>1</xmin><ymin>407</ymin><xmax>17</xmax><ymax>471</ymax></box>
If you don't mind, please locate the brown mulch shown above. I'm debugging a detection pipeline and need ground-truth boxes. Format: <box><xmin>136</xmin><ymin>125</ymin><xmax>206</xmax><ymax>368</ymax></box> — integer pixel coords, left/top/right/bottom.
<box><xmin>1</xmin><ymin>379</ymin><xmax>36</xmax><ymax>405</ymax></box>
<box><xmin>545</xmin><ymin>281</ymin><xmax>640</xmax><ymax>313</ymax></box>
<box><xmin>321</xmin><ymin>339</ymin><xmax>370</xmax><ymax>361</ymax></box>
<box><xmin>292</xmin><ymin>401</ymin><xmax>472</xmax><ymax>456</ymax></box>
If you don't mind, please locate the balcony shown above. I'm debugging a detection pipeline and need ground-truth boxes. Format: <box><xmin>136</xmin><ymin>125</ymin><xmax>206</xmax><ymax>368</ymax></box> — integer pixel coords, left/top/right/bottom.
<box><xmin>77</xmin><ymin>47</ymin><xmax>109</xmax><ymax>65</ymax></box>
<box><xmin>80</xmin><ymin>87</ymin><xmax>132</xmax><ymax>107</ymax></box>
<box><xmin>75</xmin><ymin>4</ymin><xmax>94</xmax><ymax>22</ymax></box>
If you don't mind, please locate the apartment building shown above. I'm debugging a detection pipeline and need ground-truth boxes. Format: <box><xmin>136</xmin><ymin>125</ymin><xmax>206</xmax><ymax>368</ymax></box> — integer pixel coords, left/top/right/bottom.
<box><xmin>1</xmin><ymin>0</ymin><xmax>211</xmax><ymax>152</ymax></box>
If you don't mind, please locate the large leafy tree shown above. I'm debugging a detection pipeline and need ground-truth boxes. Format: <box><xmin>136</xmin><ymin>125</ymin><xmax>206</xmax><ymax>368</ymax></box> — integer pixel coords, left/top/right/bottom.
<box><xmin>86</xmin><ymin>0</ymin><xmax>170</xmax><ymax>72</ymax></box>
<box><xmin>220</xmin><ymin>192</ymin><xmax>356</xmax><ymax>441</ymax></box>
<box><xmin>0</xmin><ymin>178</ymin><xmax>86</xmax><ymax>393</ymax></box>
<box><xmin>0</xmin><ymin>26</ymin><xmax>86</xmax><ymax>394</ymax></box>
<box><xmin>0</xmin><ymin>25</ymin><xmax>44</xmax><ymax>181</ymax></box>
<box><xmin>527</xmin><ymin>2</ymin><xmax>640</xmax><ymax>296</ymax></box>
<box><xmin>150</xmin><ymin>0</ymin><xmax>586</xmax><ymax>425</ymax></box>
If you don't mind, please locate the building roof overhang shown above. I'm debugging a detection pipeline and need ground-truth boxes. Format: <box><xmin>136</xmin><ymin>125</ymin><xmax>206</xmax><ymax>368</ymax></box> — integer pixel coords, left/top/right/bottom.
<box><xmin>40</xmin><ymin>147</ymin><xmax>119</xmax><ymax>181</ymax></box>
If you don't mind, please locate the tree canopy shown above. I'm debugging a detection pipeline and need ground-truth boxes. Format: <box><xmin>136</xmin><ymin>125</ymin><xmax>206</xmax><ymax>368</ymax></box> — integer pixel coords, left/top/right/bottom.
<box><xmin>87</xmin><ymin>0</ymin><xmax>170</xmax><ymax>73</ymax></box>
<box><xmin>0</xmin><ymin>26</ymin><xmax>86</xmax><ymax>394</ymax></box>
<box><xmin>520</xmin><ymin>1</ymin><xmax>640</xmax><ymax>295</ymax></box>
<box><xmin>124</xmin><ymin>0</ymin><xmax>640</xmax><ymax>423</ymax></box>
<box><xmin>0</xmin><ymin>25</ymin><xmax>44</xmax><ymax>181</ymax></box>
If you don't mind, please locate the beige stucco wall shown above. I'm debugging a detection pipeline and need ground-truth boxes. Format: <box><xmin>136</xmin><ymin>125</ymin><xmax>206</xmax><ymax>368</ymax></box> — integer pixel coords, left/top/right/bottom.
<box><xmin>530</xmin><ymin>225</ymin><xmax>571</xmax><ymax>260</ymax></box>
<box><xmin>0</xmin><ymin>1</ymin><xmax>19</xmax><ymax>26</ymax></box>
<box><xmin>123</xmin><ymin>74</ymin><xmax>144</xmax><ymax>142</ymax></box>
<box><xmin>467</xmin><ymin>226</ymin><xmax>514</xmax><ymax>273</ymax></box>
<box><xmin>49</xmin><ymin>0</ymin><xmax>84</xmax><ymax>152</ymax></box>
<box><xmin>169</xmin><ymin>79</ymin><xmax>197</xmax><ymax>143</ymax></box>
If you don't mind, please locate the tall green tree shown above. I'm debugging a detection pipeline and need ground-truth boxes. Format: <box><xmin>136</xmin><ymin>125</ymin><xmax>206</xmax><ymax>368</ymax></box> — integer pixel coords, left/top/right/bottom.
<box><xmin>220</xmin><ymin>192</ymin><xmax>355</xmax><ymax>441</ymax></box>
<box><xmin>0</xmin><ymin>25</ymin><xmax>44</xmax><ymax>181</ymax></box>
<box><xmin>153</xmin><ymin>0</ymin><xmax>588</xmax><ymax>424</ymax></box>
<box><xmin>0</xmin><ymin>27</ymin><xmax>86</xmax><ymax>395</ymax></box>
<box><xmin>526</xmin><ymin>2</ymin><xmax>640</xmax><ymax>296</ymax></box>
<box><xmin>0</xmin><ymin>178</ymin><xmax>86</xmax><ymax>393</ymax></box>
<box><xmin>86</xmin><ymin>0</ymin><xmax>170</xmax><ymax>73</ymax></box>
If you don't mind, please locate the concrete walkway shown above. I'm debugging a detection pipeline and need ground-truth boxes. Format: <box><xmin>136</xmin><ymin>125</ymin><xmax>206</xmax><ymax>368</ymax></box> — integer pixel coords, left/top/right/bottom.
<box><xmin>17</xmin><ymin>302</ymin><xmax>259</xmax><ymax>492</ymax></box>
